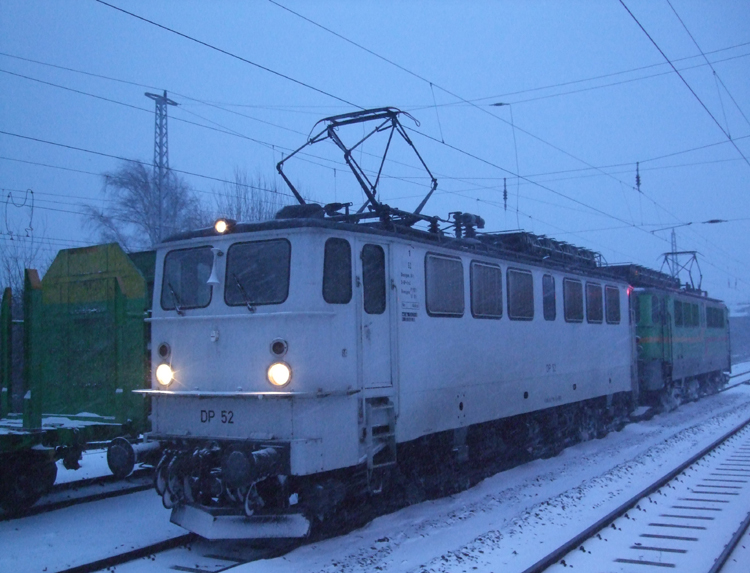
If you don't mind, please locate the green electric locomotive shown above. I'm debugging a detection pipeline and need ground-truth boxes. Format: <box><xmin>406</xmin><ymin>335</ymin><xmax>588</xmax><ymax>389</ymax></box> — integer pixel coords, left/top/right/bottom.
<box><xmin>610</xmin><ymin>264</ymin><xmax>730</xmax><ymax>406</ymax></box>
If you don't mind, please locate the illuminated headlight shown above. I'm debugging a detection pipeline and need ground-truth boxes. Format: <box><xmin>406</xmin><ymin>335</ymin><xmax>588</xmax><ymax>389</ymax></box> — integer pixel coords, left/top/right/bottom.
<box><xmin>268</xmin><ymin>362</ymin><xmax>292</xmax><ymax>387</ymax></box>
<box><xmin>214</xmin><ymin>218</ymin><xmax>236</xmax><ymax>234</ymax></box>
<box><xmin>156</xmin><ymin>363</ymin><xmax>174</xmax><ymax>386</ymax></box>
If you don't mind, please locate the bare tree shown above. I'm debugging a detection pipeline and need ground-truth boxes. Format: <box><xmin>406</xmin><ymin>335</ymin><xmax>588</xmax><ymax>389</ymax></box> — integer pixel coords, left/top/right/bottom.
<box><xmin>85</xmin><ymin>161</ymin><xmax>209</xmax><ymax>251</ymax></box>
<box><xmin>213</xmin><ymin>168</ymin><xmax>288</xmax><ymax>222</ymax></box>
<box><xmin>0</xmin><ymin>228</ymin><xmax>50</xmax><ymax>302</ymax></box>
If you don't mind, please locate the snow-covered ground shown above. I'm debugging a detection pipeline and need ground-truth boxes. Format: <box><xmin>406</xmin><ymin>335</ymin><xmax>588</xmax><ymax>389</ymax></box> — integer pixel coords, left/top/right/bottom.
<box><xmin>239</xmin><ymin>385</ymin><xmax>750</xmax><ymax>573</ymax></box>
<box><xmin>54</xmin><ymin>447</ymin><xmax>113</xmax><ymax>484</ymax></box>
<box><xmin>3</xmin><ymin>369</ymin><xmax>749</xmax><ymax>573</ymax></box>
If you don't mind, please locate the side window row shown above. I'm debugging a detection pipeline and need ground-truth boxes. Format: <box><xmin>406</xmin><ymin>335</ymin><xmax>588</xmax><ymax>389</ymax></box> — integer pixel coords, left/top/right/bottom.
<box><xmin>674</xmin><ymin>300</ymin><xmax>699</xmax><ymax>327</ymax></box>
<box><xmin>323</xmin><ymin>242</ymin><xmax>623</xmax><ymax>326</ymax></box>
<box><xmin>425</xmin><ymin>253</ymin><xmax>621</xmax><ymax>324</ymax></box>
<box><xmin>562</xmin><ymin>279</ymin><xmax>620</xmax><ymax>324</ymax></box>
<box><xmin>323</xmin><ymin>238</ymin><xmax>385</xmax><ymax>315</ymax></box>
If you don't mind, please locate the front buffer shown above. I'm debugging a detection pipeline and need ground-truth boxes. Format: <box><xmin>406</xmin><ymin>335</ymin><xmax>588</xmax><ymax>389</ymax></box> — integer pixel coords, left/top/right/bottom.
<box><xmin>143</xmin><ymin>390</ymin><xmax>360</xmax><ymax>539</ymax></box>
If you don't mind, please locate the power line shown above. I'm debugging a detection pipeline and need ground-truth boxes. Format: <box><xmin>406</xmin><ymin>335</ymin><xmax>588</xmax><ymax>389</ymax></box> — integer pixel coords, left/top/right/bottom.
<box><xmin>0</xmin><ymin>130</ymin><xmax>298</xmax><ymax>199</ymax></box>
<box><xmin>665</xmin><ymin>0</ymin><xmax>750</xmax><ymax>132</ymax></box>
<box><xmin>5</xmin><ymin>10</ymin><xmax>745</xmax><ymax>286</ymax></box>
<box><xmin>454</xmin><ymin>41</ymin><xmax>750</xmax><ymax>105</ymax></box>
<box><xmin>619</xmin><ymin>0</ymin><xmax>750</xmax><ymax>168</ymax></box>
<box><xmin>266</xmin><ymin>0</ymin><xmax>709</xmax><ymax>251</ymax></box>
<box><xmin>408</xmin><ymin>50</ymin><xmax>750</xmax><ymax>110</ymax></box>
<box><xmin>93</xmin><ymin>0</ymin><xmax>362</xmax><ymax>110</ymax></box>
<box><xmin>6</xmin><ymin>44</ymin><xmax>742</xmax><ymax>245</ymax></box>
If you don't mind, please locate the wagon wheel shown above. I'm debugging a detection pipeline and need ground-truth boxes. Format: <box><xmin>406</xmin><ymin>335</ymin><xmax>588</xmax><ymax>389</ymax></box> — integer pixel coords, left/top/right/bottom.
<box><xmin>0</xmin><ymin>454</ymin><xmax>57</xmax><ymax>513</ymax></box>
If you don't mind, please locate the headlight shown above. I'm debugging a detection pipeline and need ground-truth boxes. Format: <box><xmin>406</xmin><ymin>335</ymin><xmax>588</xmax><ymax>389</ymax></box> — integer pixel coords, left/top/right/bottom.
<box><xmin>214</xmin><ymin>218</ymin><xmax>236</xmax><ymax>234</ymax></box>
<box><xmin>268</xmin><ymin>362</ymin><xmax>292</xmax><ymax>387</ymax></box>
<box><xmin>156</xmin><ymin>363</ymin><xmax>174</xmax><ymax>386</ymax></box>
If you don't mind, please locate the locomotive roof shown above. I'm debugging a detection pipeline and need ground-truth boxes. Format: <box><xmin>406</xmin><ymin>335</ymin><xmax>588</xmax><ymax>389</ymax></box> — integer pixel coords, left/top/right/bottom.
<box><xmin>162</xmin><ymin>209</ymin><xmax>631</xmax><ymax>284</ymax></box>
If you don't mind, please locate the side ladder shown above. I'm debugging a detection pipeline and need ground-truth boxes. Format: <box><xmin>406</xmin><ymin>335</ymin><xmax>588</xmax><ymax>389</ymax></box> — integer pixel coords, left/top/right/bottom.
<box><xmin>365</xmin><ymin>398</ymin><xmax>396</xmax><ymax>492</ymax></box>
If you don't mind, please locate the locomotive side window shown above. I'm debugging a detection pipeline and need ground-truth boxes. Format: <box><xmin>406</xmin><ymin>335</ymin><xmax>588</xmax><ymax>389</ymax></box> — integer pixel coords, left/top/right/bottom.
<box><xmin>470</xmin><ymin>261</ymin><xmax>502</xmax><ymax>319</ymax></box>
<box><xmin>323</xmin><ymin>238</ymin><xmax>352</xmax><ymax>304</ymax></box>
<box><xmin>691</xmin><ymin>304</ymin><xmax>699</xmax><ymax>327</ymax></box>
<box><xmin>605</xmin><ymin>286</ymin><xmax>620</xmax><ymax>324</ymax></box>
<box><xmin>707</xmin><ymin>306</ymin><xmax>725</xmax><ymax>328</ymax></box>
<box><xmin>161</xmin><ymin>246</ymin><xmax>214</xmax><ymax>311</ymax></box>
<box><xmin>586</xmin><ymin>283</ymin><xmax>603</xmax><ymax>324</ymax></box>
<box><xmin>225</xmin><ymin>239</ymin><xmax>290</xmax><ymax>306</ymax></box>
<box><xmin>542</xmin><ymin>274</ymin><xmax>556</xmax><ymax>321</ymax></box>
<box><xmin>633</xmin><ymin>294</ymin><xmax>641</xmax><ymax>324</ymax></box>
<box><xmin>674</xmin><ymin>300</ymin><xmax>683</xmax><ymax>327</ymax></box>
<box><xmin>563</xmin><ymin>278</ymin><xmax>583</xmax><ymax>322</ymax></box>
<box><xmin>425</xmin><ymin>254</ymin><xmax>464</xmax><ymax>317</ymax></box>
<box><xmin>362</xmin><ymin>244</ymin><xmax>386</xmax><ymax>315</ymax></box>
<box><xmin>507</xmin><ymin>269</ymin><xmax>534</xmax><ymax>321</ymax></box>
<box><xmin>651</xmin><ymin>295</ymin><xmax>664</xmax><ymax>323</ymax></box>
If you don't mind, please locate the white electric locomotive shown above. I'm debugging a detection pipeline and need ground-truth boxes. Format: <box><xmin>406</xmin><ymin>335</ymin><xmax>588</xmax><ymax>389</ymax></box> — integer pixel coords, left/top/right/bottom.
<box><xmin>142</xmin><ymin>109</ymin><xmax>639</xmax><ymax>539</ymax></box>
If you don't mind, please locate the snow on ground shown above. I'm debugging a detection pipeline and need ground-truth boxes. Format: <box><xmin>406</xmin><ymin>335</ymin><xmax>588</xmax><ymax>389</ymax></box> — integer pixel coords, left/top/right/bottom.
<box><xmin>54</xmin><ymin>448</ymin><xmax>113</xmax><ymax>483</ymax></box>
<box><xmin>3</xmin><ymin>365</ymin><xmax>749</xmax><ymax>573</ymax></box>
<box><xmin>237</xmin><ymin>385</ymin><xmax>750</xmax><ymax>573</ymax></box>
<box><xmin>0</xmin><ymin>490</ymin><xmax>185</xmax><ymax>573</ymax></box>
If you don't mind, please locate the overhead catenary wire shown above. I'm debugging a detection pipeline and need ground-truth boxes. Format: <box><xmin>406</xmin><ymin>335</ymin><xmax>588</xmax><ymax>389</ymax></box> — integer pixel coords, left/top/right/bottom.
<box><xmin>665</xmin><ymin>0</ymin><xmax>750</xmax><ymax>132</ymax></box>
<box><xmin>93</xmin><ymin>0</ymin><xmax>363</xmax><ymax>110</ymax></box>
<box><xmin>2</xmin><ymin>41</ymin><xmax>739</xmax><ymax>242</ymax></box>
<box><xmin>5</xmin><ymin>7</ymin><xmax>747</xmax><ymax>290</ymax></box>
<box><xmin>619</xmin><ymin>0</ymin><xmax>750</xmax><ymax>168</ymax></box>
<box><xmin>266</xmin><ymin>0</ymin><xmax>729</xmax><ymax>267</ymax></box>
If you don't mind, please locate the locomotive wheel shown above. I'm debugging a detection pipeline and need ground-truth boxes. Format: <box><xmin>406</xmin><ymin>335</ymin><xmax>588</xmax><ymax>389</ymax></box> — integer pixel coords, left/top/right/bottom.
<box><xmin>0</xmin><ymin>455</ymin><xmax>57</xmax><ymax>512</ymax></box>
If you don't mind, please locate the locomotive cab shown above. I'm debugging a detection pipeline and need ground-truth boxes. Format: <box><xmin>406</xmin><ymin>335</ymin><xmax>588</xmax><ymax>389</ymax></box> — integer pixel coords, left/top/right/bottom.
<box><xmin>141</xmin><ymin>219</ymin><xmax>396</xmax><ymax>538</ymax></box>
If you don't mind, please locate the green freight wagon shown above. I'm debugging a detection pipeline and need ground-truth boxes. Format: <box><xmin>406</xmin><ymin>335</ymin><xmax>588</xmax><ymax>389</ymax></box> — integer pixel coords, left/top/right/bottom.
<box><xmin>0</xmin><ymin>243</ymin><xmax>156</xmax><ymax>511</ymax></box>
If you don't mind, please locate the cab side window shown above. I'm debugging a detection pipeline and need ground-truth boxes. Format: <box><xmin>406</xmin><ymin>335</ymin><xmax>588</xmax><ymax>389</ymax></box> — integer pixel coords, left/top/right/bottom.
<box><xmin>323</xmin><ymin>238</ymin><xmax>352</xmax><ymax>304</ymax></box>
<box><xmin>362</xmin><ymin>244</ymin><xmax>386</xmax><ymax>315</ymax></box>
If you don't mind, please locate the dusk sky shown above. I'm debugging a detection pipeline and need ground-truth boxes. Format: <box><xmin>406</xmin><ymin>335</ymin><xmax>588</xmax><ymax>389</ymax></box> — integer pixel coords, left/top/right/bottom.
<box><xmin>1</xmin><ymin>1</ymin><xmax>749</xmax><ymax>308</ymax></box>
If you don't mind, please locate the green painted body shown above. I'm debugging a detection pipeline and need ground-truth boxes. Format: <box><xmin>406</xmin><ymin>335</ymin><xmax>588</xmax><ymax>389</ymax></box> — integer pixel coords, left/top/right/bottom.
<box><xmin>0</xmin><ymin>288</ymin><xmax>10</xmax><ymax>419</ymax></box>
<box><xmin>0</xmin><ymin>244</ymin><xmax>155</xmax><ymax>456</ymax></box>
<box><xmin>634</xmin><ymin>289</ymin><xmax>730</xmax><ymax>392</ymax></box>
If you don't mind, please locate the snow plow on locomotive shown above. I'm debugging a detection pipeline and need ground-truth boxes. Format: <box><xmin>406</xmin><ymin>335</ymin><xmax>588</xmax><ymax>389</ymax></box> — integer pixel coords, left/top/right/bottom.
<box><xmin>139</xmin><ymin>108</ymin><xmax>730</xmax><ymax>540</ymax></box>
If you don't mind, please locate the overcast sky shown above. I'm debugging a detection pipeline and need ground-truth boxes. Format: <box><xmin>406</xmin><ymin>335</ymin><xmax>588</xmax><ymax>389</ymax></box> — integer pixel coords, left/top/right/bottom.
<box><xmin>1</xmin><ymin>0</ymin><xmax>749</xmax><ymax>308</ymax></box>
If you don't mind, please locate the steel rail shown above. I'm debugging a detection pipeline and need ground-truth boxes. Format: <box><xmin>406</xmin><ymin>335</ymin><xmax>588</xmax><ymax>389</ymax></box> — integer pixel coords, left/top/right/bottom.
<box><xmin>0</xmin><ymin>469</ymin><xmax>153</xmax><ymax>522</ymax></box>
<box><xmin>520</xmin><ymin>414</ymin><xmax>750</xmax><ymax>573</ymax></box>
<box><xmin>56</xmin><ymin>533</ymin><xmax>195</xmax><ymax>573</ymax></box>
<box><xmin>707</xmin><ymin>509</ymin><xmax>750</xmax><ymax>573</ymax></box>
<box><xmin>51</xmin><ymin>466</ymin><xmax>151</xmax><ymax>493</ymax></box>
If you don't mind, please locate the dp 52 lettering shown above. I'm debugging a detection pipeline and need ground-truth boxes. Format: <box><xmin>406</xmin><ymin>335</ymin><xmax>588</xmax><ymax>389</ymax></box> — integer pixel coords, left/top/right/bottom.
<box><xmin>200</xmin><ymin>409</ymin><xmax>234</xmax><ymax>424</ymax></box>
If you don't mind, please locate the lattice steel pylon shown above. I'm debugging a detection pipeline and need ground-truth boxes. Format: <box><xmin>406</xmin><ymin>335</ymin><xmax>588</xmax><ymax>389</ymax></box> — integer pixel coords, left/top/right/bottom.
<box><xmin>145</xmin><ymin>90</ymin><xmax>178</xmax><ymax>242</ymax></box>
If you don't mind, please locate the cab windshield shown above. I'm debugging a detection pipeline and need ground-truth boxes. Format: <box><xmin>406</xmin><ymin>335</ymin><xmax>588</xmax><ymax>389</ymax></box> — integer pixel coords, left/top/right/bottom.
<box><xmin>160</xmin><ymin>246</ymin><xmax>213</xmax><ymax>311</ymax></box>
<box><xmin>225</xmin><ymin>239</ymin><xmax>291</xmax><ymax>306</ymax></box>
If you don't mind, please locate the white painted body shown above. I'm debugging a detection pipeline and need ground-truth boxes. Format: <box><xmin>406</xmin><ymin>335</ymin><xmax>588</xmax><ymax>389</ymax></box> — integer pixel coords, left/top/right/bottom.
<box><xmin>147</xmin><ymin>222</ymin><xmax>634</xmax><ymax>476</ymax></box>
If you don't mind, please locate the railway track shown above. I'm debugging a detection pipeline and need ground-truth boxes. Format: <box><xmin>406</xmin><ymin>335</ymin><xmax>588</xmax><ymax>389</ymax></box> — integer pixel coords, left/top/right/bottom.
<box><xmin>523</xmin><ymin>415</ymin><xmax>750</xmax><ymax>572</ymax></box>
<box><xmin>57</xmin><ymin>530</ymin><xmax>297</xmax><ymax>573</ymax></box>
<box><xmin>4</xmin><ymin>372</ymin><xmax>747</xmax><ymax>573</ymax></box>
<box><xmin>0</xmin><ymin>467</ymin><xmax>153</xmax><ymax>522</ymax></box>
